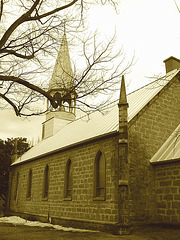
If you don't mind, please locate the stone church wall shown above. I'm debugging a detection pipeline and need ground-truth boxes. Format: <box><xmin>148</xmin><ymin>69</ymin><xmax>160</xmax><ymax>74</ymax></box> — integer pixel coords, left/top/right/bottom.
<box><xmin>154</xmin><ymin>161</ymin><xmax>180</xmax><ymax>225</ymax></box>
<box><xmin>128</xmin><ymin>77</ymin><xmax>180</xmax><ymax>224</ymax></box>
<box><xmin>9</xmin><ymin>134</ymin><xmax>120</xmax><ymax>232</ymax></box>
<box><xmin>8</xmin><ymin>76</ymin><xmax>180</xmax><ymax>230</ymax></box>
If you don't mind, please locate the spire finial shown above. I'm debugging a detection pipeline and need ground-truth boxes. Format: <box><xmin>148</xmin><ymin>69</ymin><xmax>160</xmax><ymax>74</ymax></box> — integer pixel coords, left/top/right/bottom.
<box><xmin>63</xmin><ymin>19</ymin><xmax>66</xmax><ymax>34</ymax></box>
<box><xmin>119</xmin><ymin>75</ymin><xmax>128</xmax><ymax>105</ymax></box>
<box><xmin>48</xmin><ymin>22</ymin><xmax>74</xmax><ymax>92</ymax></box>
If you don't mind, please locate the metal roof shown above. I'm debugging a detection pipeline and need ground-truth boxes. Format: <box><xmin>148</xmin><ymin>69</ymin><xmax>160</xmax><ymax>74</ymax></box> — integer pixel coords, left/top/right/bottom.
<box><xmin>150</xmin><ymin>124</ymin><xmax>180</xmax><ymax>163</ymax></box>
<box><xmin>12</xmin><ymin>69</ymin><xmax>179</xmax><ymax>165</ymax></box>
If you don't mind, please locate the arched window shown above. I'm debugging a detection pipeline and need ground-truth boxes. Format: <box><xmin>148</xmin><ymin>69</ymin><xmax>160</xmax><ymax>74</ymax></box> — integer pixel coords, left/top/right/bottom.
<box><xmin>64</xmin><ymin>159</ymin><xmax>72</xmax><ymax>199</ymax></box>
<box><xmin>42</xmin><ymin>165</ymin><xmax>49</xmax><ymax>199</ymax></box>
<box><xmin>14</xmin><ymin>172</ymin><xmax>19</xmax><ymax>201</ymax></box>
<box><xmin>94</xmin><ymin>151</ymin><xmax>106</xmax><ymax>200</ymax></box>
<box><xmin>63</xmin><ymin>101</ymin><xmax>70</xmax><ymax>112</ymax></box>
<box><xmin>27</xmin><ymin>169</ymin><xmax>32</xmax><ymax>199</ymax></box>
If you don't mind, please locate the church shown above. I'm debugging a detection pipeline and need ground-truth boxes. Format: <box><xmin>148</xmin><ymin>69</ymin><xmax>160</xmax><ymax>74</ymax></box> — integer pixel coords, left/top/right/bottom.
<box><xmin>7</xmin><ymin>33</ymin><xmax>180</xmax><ymax>234</ymax></box>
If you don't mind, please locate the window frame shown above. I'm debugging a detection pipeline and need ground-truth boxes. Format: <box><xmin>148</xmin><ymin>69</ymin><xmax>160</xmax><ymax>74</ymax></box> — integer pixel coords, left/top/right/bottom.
<box><xmin>14</xmin><ymin>172</ymin><xmax>19</xmax><ymax>202</ymax></box>
<box><xmin>64</xmin><ymin>158</ymin><xmax>73</xmax><ymax>201</ymax></box>
<box><xmin>42</xmin><ymin>164</ymin><xmax>49</xmax><ymax>200</ymax></box>
<box><xmin>26</xmin><ymin>169</ymin><xmax>32</xmax><ymax>200</ymax></box>
<box><xmin>93</xmin><ymin>150</ymin><xmax>106</xmax><ymax>201</ymax></box>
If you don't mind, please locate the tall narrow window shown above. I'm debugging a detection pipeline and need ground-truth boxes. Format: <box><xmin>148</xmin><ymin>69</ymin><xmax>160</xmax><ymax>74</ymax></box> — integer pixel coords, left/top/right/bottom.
<box><xmin>64</xmin><ymin>159</ymin><xmax>72</xmax><ymax>199</ymax></box>
<box><xmin>27</xmin><ymin>169</ymin><xmax>32</xmax><ymax>199</ymax></box>
<box><xmin>14</xmin><ymin>172</ymin><xmax>19</xmax><ymax>202</ymax></box>
<box><xmin>42</xmin><ymin>165</ymin><xmax>49</xmax><ymax>199</ymax></box>
<box><xmin>94</xmin><ymin>151</ymin><xmax>106</xmax><ymax>200</ymax></box>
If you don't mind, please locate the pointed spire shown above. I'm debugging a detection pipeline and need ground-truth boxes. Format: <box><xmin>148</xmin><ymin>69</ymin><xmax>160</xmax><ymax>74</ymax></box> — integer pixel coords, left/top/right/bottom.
<box><xmin>49</xmin><ymin>33</ymin><xmax>74</xmax><ymax>91</ymax></box>
<box><xmin>118</xmin><ymin>75</ymin><xmax>128</xmax><ymax>133</ymax></box>
<box><xmin>119</xmin><ymin>75</ymin><xmax>128</xmax><ymax>105</ymax></box>
<box><xmin>43</xmin><ymin>33</ymin><xmax>76</xmax><ymax>139</ymax></box>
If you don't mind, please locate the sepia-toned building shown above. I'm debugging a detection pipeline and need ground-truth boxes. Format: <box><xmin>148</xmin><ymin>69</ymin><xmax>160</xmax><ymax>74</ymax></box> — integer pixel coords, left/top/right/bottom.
<box><xmin>7</xmin><ymin>34</ymin><xmax>180</xmax><ymax>234</ymax></box>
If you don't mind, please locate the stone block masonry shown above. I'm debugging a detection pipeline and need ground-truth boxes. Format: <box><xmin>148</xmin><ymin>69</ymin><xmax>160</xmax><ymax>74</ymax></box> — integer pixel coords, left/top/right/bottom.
<box><xmin>154</xmin><ymin>161</ymin><xmax>180</xmax><ymax>225</ymax></box>
<box><xmin>8</xmin><ymin>135</ymin><xmax>121</xmax><ymax>233</ymax></box>
<box><xmin>128</xmin><ymin>77</ymin><xmax>180</xmax><ymax>225</ymax></box>
<box><xmin>7</xmin><ymin>73</ymin><xmax>180</xmax><ymax>232</ymax></box>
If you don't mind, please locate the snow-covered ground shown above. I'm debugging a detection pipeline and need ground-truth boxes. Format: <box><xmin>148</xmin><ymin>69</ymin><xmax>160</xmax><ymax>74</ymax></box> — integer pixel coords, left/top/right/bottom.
<box><xmin>0</xmin><ymin>216</ymin><xmax>96</xmax><ymax>232</ymax></box>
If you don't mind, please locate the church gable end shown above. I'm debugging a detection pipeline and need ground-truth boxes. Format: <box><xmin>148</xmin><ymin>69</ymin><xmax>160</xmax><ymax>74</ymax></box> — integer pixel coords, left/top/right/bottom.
<box><xmin>128</xmin><ymin>70</ymin><xmax>180</xmax><ymax>224</ymax></box>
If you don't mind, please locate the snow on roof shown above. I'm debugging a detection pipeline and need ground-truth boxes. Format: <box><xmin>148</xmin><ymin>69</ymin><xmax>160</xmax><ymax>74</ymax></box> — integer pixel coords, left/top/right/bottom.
<box><xmin>12</xmin><ymin>69</ymin><xmax>179</xmax><ymax>165</ymax></box>
<box><xmin>150</xmin><ymin>124</ymin><xmax>180</xmax><ymax>163</ymax></box>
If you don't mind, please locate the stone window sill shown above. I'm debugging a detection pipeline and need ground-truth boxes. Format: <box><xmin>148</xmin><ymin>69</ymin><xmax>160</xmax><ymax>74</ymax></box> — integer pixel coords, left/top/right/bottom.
<box><xmin>64</xmin><ymin>196</ymin><xmax>72</xmax><ymax>201</ymax></box>
<box><xmin>93</xmin><ymin>196</ymin><xmax>105</xmax><ymax>201</ymax></box>
<box><xmin>42</xmin><ymin>197</ymin><xmax>48</xmax><ymax>201</ymax></box>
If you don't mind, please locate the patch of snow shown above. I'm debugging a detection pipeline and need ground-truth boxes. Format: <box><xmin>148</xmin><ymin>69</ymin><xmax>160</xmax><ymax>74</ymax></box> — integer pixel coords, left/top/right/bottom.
<box><xmin>0</xmin><ymin>216</ymin><xmax>96</xmax><ymax>232</ymax></box>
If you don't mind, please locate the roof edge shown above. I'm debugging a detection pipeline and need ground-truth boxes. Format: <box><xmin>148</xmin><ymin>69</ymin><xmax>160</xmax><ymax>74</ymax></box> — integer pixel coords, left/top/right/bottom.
<box><xmin>151</xmin><ymin>158</ymin><xmax>180</xmax><ymax>165</ymax></box>
<box><xmin>129</xmin><ymin>70</ymin><xmax>180</xmax><ymax>124</ymax></box>
<box><xmin>11</xmin><ymin>130</ymin><xmax>118</xmax><ymax>166</ymax></box>
<box><xmin>163</xmin><ymin>56</ymin><xmax>180</xmax><ymax>63</ymax></box>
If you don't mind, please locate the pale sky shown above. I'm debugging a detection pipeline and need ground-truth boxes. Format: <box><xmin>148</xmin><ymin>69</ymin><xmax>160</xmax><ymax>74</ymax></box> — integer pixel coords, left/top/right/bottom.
<box><xmin>0</xmin><ymin>0</ymin><xmax>180</xmax><ymax>140</ymax></box>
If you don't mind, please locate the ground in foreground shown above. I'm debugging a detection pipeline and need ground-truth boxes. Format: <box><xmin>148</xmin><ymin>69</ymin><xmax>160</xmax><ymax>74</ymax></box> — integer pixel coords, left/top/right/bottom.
<box><xmin>0</xmin><ymin>223</ymin><xmax>180</xmax><ymax>240</ymax></box>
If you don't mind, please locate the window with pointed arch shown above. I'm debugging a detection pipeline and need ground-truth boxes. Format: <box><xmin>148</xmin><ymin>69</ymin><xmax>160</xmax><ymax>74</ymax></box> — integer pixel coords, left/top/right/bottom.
<box><xmin>26</xmin><ymin>169</ymin><xmax>32</xmax><ymax>199</ymax></box>
<box><xmin>14</xmin><ymin>172</ymin><xmax>19</xmax><ymax>202</ymax></box>
<box><xmin>64</xmin><ymin>159</ymin><xmax>72</xmax><ymax>200</ymax></box>
<box><xmin>94</xmin><ymin>151</ymin><xmax>106</xmax><ymax>200</ymax></box>
<box><xmin>42</xmin><ymin>165</ymin><xmax>49</xmax><ymax>200</ymax></box>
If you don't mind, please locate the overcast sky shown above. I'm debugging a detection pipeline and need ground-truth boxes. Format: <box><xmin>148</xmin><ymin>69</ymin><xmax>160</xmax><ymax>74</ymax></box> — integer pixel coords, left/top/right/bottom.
<box><xmin>0</xmin><ymin>0</ymin><xmax>180</xmax><ymax>141</ymax></box>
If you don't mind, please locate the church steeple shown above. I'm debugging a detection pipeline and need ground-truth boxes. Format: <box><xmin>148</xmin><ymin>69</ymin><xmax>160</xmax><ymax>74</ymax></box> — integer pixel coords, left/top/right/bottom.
<box><xmin>42</xmin><ymin>33</ymin><xmax>77</xmax><ymax>139</ymax></box>
<box><xmin>49</xmin><ymin>33</ymin><xmax>74</xmax><ymax>90</ymax></box>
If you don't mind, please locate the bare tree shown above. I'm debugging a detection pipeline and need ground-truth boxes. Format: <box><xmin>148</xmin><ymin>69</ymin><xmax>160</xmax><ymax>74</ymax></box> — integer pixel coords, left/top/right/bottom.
<box><xmin>0</xmin><ymin>0</ymin><xmax>132</xmax><ymax>117</ymax></box>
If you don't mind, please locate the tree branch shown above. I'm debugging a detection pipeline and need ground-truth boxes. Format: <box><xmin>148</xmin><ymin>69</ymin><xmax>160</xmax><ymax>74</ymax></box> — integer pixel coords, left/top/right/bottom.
<box><xmin>0</xmin><ymin>75</ymin><xmax>57</xmax><ymax>108</ymax></box>
<box><xmin>0</xmin><ymin>1</ymin><xmax>42</xmax><ymax>49</ymax></box>
<box><xmin>0</xmin><ymin>0</ymin><xmax>3</xmax><ymax>21</ymax></box>
<box><xmin>27</xmin><ymin>0</ymin><xmax>78</xmax><ymax>21</ymax></box>
<box><xmin>174</xmin><ymin>0</ymin><xmax>180</xmax><ymax>12</ymax></box>
<box><xmin>0</xmin><ymin>0</ymin><xmax>78</xmax><ymax>49</ymax></box>
<box><xmin>0</xmin><ymin>92</ymin><xmax>20</xmax><ymax>116</ymax></box>
<box><xmin>0</xmin><ymin>49</ymin><xmax>35</xmax><ymax>59</ymax></box>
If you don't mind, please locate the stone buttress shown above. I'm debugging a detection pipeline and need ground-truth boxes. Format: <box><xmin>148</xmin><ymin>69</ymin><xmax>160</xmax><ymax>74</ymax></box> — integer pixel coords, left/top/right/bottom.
<box><xmin>116</xmin><ymin>75</ymin><xmax>131</xmax><ymax>234</ymax></box>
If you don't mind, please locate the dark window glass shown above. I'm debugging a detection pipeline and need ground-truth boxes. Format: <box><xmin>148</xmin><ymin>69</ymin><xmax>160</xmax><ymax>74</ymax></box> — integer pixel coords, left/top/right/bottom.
<box><xmin>97</xmin><ymin>153</ymin><xmax>105</xmax><ymax>196</ymax></box>
<box><xmin>94</xmin><ymin>151</ymin><xmax>106</xmax><ymax>199</ymax></box>
<box><xmin>27</xmin><ymin>169</ymin><xmax>32</xmax><ymax>199</ymax></box>
<box><xmin>65</xmin><ymin>159</ymin><xmax>72</xmax><ymax>198</ymax></box>
<box><xmin>14</xmin><ymin>172</ymin><xmax>19</xmax><ymax>201</ymax></box>
<box><xmin>43</xmin><ymin>165</ymin><xmax>49</xmax><ymax>199</ymax></box>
